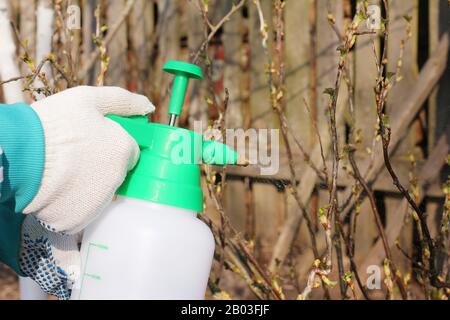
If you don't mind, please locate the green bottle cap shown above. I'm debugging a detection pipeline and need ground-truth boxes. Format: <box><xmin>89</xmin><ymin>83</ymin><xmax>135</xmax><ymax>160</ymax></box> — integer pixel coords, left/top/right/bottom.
<box><xmin>108</xmin><ymin>115</ymin><xmax>237</xmax><ymax>212</ymax></box>
<box><xmin>106</xmin><ymin>61</ymin><xmax>237</xmax><ymax>212</ymax></box>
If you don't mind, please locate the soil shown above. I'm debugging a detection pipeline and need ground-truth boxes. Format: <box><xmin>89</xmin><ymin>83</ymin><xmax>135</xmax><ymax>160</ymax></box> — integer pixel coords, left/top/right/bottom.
<box><xmin>0</xmin><ymin>263</ymin><xmax>19</xmax><ymax>300</ymax></box>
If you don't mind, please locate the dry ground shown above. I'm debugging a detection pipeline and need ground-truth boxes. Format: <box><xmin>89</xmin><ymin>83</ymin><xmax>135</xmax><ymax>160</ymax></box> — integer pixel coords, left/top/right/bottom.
<box><xmin>0</xmin><ymin>264</ymin><xmax>19</xmax><ymax>300</ymax></box>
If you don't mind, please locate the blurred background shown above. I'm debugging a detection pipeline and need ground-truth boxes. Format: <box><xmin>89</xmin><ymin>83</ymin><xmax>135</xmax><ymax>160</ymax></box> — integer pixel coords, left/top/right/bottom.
<box><xmin>0</xmin><ymin>0</ymin><xmax>449</xmax><ymax>300</ymax></box>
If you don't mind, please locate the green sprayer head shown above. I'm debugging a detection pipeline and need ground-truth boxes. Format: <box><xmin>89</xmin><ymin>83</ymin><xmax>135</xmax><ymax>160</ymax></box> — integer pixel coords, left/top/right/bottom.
<box><xmin>107</xmin><ymin>61</ymin><xmax>238</xmax><ymax>212</ymax></box>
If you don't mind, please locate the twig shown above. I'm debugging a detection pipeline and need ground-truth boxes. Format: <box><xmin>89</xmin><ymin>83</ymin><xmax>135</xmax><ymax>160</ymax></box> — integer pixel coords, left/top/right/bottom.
<box><xmin>348</xmin><ymin>147</ymin><xmax>408</xmax><ymax>299</ymax></box>
<box><xmin>337</xmin><ymin>221</ymin><xmax>371</xmax><ymax>300</ymax></box>
<box><xmin>304</xmin><ymin>98</ymin><xmax>329</xmax><ymax>184</ymax></box>
<box><xmin>0</xmin><ymin>75</ymin><xmax>25</xmax><ymax>85</ymax></box>
<box><xmin>191</xmin><ymin>0</ymin><xmax>247</xmax><ymax>64</ymax></box>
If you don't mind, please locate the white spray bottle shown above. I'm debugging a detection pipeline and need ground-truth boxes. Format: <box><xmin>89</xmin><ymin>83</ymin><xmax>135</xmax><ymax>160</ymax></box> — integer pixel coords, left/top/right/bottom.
<box><xmin>71</xmin><ymin>61</ymin><xmax>238</xmax><ymax>300</ymax></box>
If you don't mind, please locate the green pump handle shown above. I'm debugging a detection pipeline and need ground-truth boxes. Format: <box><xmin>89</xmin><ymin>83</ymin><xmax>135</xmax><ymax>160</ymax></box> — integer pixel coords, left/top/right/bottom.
<box><xmin>163</xmin><ymin>61</ymin><xmax>203</xmax><ymax>124</ymax></box>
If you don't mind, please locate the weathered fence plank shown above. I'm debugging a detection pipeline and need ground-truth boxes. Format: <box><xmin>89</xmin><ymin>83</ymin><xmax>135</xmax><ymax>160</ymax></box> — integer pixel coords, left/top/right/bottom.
<box><xmin>352</xmin><ymin>0</ymin><xmax>381</xmax><ymax>263</ymax></box>
<box><xmin>130</xmin><ymin>0</ymin><xmax>154</xmax><ymax>94</ymax></box>
<box><xmin>386</xmin><ymin>0</ymin><xmax>419</xmax><ymax>273</ymax></box>
<box><xmin>222</xmin><ymin>1</ymin><xmax>247</xmax><ymax>233</ymax></box>
<box><xmin>153</xmin><ymin>0</ymin><xmax>181</xmax><ymax>122</ymax></box>
<box><xmin>248</xmin><ymin>0</ymin><xmax>282</xmax><ymax>265</ymax></box>
<box><xmin>81</xmin><ymin>0</ymin><xmax>97</xmax><ymax>85</ymax></box>
<box><xmin>106</xmin><ymin>0</ymin><xmax>127</xmax><ymax>87</ymax></box>
<box><xmin>284</xmin><ymin>0</ymin><xmax>315</xmax><ymax>288</ymax></box>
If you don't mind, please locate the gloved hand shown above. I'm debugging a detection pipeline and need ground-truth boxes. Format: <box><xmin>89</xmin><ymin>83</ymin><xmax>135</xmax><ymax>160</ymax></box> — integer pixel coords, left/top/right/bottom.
<box><xmin>18</xmin><ymin>86</ymin><xmax>154</xmax><ymax>299</ymax></box>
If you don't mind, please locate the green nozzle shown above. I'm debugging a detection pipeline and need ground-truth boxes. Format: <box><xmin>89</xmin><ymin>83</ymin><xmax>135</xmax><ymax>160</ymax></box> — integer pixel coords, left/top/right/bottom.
<box><xmin>163</xmin><ymin>61</ymin><xmax>204</xmax><ymax>119</ymax></box>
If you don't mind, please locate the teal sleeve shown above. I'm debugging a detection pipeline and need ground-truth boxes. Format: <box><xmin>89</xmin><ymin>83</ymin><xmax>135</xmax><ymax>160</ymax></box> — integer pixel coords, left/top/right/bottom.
<box><xmin>0</xmin><ymin>103</ymin><xmax>45</xmax><ymax>275</ymax></box>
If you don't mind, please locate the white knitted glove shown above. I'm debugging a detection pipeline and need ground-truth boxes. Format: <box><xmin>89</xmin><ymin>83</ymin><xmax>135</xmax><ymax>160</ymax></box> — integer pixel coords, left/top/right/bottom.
<box><xmin>19</xmin><ymin>86</ymin><xmax>154</xmax><ymax>299</ymax></box>
<box><xmin>24</xmin><ymin>86</ymin><xmax>155</xmax><ymax>233</ymax></box>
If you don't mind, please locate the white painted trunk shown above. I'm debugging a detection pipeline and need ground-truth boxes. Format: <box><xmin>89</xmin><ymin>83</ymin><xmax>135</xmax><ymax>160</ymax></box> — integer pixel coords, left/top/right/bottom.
<box><xmin>0</xmin><ymin>0</ymin><xmax>25</xmax><ymax>104</ymax></box>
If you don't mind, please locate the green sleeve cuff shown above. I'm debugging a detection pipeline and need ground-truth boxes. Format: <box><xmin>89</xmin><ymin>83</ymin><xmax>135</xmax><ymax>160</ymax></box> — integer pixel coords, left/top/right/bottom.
<box><xmin>0</xmin><ymin>103</ymin><xmax>45</xmax><ymax>275</ymax></box>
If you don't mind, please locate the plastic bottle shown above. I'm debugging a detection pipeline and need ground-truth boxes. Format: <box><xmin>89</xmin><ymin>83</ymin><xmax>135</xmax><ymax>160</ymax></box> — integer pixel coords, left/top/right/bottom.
<box><xmin>71</xmin><ymin>61</ymin><xmax>238</xmax><ymax>300</ymax></box>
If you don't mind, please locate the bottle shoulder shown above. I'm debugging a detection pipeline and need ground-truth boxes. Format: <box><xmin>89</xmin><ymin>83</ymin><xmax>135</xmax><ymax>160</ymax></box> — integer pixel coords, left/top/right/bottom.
<box><xmin>92</xmin><ymin>196</ymin><xmax>214</xmax><ymax>240</ymax></box>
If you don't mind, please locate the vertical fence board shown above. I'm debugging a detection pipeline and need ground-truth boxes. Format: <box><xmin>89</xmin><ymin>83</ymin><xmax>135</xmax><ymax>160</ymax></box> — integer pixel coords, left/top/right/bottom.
<box><xmin>315</xmin><ymin>0</ymin><xmax>345</xmax><ymax>253</ymax></box>
<box><xmin>248</xmin><ymin>1</ymin><xmax>281</xmax><ymax>265</ymax></box>
<box><xmin>249</xmin><ymin>0</ymin><xmax>272</xmax><ymax>130</ymax></box>
<box><xmin>354</xmin><ymin>1</ymin><xmax>379</xmax><ymax>158</ymax></box>
<box><xmin>435</xmin><ymin>0</ymin><xmax>450</xmax><ymax>140</ymax></box>
<box><xmin>352</xmin><ymin>0</ymin><xmax>381</xmax><ymax>262</ymax></box>
<box><xmin>285</xmin><ymin>0</ymin><xmax>311</xmax><ymax>146</ymax></box>
<box><xmin>222</xmin><ymin>2</ymin><xmax>247</xmax><ymax>233</ymax></box>
<box><xmin>427</xmin><ymin>0</ymin><xmax>439</xmax><ymax>151</ymax></box>
<box><xmin>18</xmin><ymin>0</ymin><xmax>36</xmax><ymax>74</ymax></box>
<box><xmin>316</xmin><ymin>0</ymin><xmax>343</xmax><ymax>137</ymax></box>
<box><xmin>387</xmin><ymin>0</ymin><xmax>419</xmax><ymax>155</ymax></box>
<box><xmin>81</xmin><ymin>0</ymin><xmax>97</xmax><ymax>85</ymax></box>
<box><xmin>18</xmin><ymin>0</ymin><xmax>36</xmax><ymax>56</ymax></box>
<box><xmin>223</xmin><ymin>3</ymin><xmax>244</xmax><ymax>129</ymax></box>
<box><xmin>186</xmin><ymin>0</ymin><xmax>207</xmax><ymax>128</ymax></box>
<box><xmin>130</xmin><ymin>0</ymin><xmax>154</xmax><ymax>94</ymax></box>
<box><xmin>19</xmin><ymin>0</ymin><xmax>36</xmax><ymax>54</ymax></box>
<box><xmin>385</xmin><ymin>0</ymin><xmax>419</xmax><ymax>273</ymax></box>
<box><xmin>153</xmin><ymin>0</ymin><xmax>181</xmax><ymax>122</ymax></box>
<box><xmin>284</xmin><ymin>0</ymin><xmax>315</xmax><ymax>284</ymax></box>
<box><xmin>314</xmin><ymin>0</ymin><xmax>345</xmax><ymax>290</ymax></box>
<box><xmin>105</xmin><ymin>0</ymin><xmax>127</xmax><ymax>87</ymax></box>
<box><xmin>425</xmin><ymin>0</ymin><xmax>441</xmax><ymax>246</ymax></box>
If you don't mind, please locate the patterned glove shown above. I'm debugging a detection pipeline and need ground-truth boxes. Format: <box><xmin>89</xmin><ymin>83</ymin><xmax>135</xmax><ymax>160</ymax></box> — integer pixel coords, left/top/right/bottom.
<box><xmin>20</xmin><ymin>216</ymin><xmax>80</xmax><ymax>299</ymax></box>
